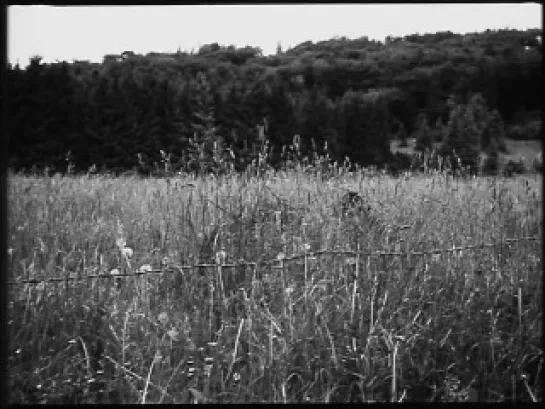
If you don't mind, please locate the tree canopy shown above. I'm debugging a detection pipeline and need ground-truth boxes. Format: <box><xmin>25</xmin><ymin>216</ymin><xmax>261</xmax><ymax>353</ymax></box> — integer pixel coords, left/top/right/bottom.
<box><xmin>7</xmin><ymin>28</ymin><xmax>542</xmax><ymax>175</ymax></box>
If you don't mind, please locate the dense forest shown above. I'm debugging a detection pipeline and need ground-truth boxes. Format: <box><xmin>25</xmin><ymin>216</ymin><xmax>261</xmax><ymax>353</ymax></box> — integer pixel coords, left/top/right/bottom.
<box><xmin>6</xmin><ymin>28</ymin><xmax>542</xmax><ymax>176</ymax></box>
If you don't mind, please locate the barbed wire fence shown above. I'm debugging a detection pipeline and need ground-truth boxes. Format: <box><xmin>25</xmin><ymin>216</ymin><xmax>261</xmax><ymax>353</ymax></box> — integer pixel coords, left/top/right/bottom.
<box><xmin>6</xmin><ymin>234</ymin><xmax>542</xmax><ymax>374</ymax></box>
<box><xmin>8</xmin><ymin>236</ymin><xmax>541</xmax><ymax>287</ymax></box>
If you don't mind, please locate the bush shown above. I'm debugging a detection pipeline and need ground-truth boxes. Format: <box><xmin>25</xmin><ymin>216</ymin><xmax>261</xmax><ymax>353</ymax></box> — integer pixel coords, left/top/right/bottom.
<box><xmin>414</xmin><ymin>113</ymin><xmax>433</xmax><ymax>153</ymax></box>
<box><xmin>497</xmin><ymin>139</ymin><xmax>508</xmax><ymax>154</ymax></box>
<box><xmin>532</xmin><ymin>153</ymin><xmax>542</xmax><ymax>173</ymax></box>
<box><xmin>397</xmin><ymin>123</ymin><xmax>409</xmax><ymax>147</ymax></box>
<box><xmin>503</xmin><ymin>159</ymin><xmax>526</xmax><ymax>177</ymax></box>
<box><xmin>386</xmin><ymin>152</ymin><xmax>412</xmax><ymax>175</ymax></box>
<box><xmin>506</xmin><ymin>121</ymin><xmax>542</xmax><ymax>140</ymax></box>
<box><xmin>481</xmin><ymin>139</ymin><xmax>499</xmax><ymax>176</ymax></box>
<box><xmin>527</xmin><ymin>120</ymin><xmax>542</xmax><ymax>139</ymax></box>
<box><xmin>482</xmin><ymin>109</ymin><xmax>507</xmax><ymax>153</ymax></box>
<box><xmin>507</xmin><ymin>125</ymin><xmax>525</xmax><ymax>140</ymax></box>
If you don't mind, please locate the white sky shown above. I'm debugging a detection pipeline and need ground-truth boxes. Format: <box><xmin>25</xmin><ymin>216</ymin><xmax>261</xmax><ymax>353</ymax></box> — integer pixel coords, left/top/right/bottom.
<box><xmin>8</xmin><ymin>4</ymin><xmax>542</xmax><ymax>67</ymax></box>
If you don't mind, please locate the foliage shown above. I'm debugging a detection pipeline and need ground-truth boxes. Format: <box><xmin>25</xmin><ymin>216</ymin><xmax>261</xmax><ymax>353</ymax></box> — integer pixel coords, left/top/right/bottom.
<box><xmin>440</xmin><ymin>104</ymin><xmax>480</xmax><ymax>174</ymax></box>
<box><xmin>532</xmin><ymin>152</ymin><xmax>542</xmax><ymax>173</ymax></box>
<box><xmin>414</xmin><ymin>113</ymin><xmax>433</xmax><ymax>152</ymax></box>
<box><xmin>482</xmin><ymin>109</ymin><xmax>507</xmax><ymax>153</ymax></box>
<box><xmin>6</xmin><ymin>28</ymin><xmax>542</xmax><ymax>174</ymax></box>
<box><xmin>506</xmin><ymin>120</ymin><xmax>542</xmax><ymax>141</ymax></box>
<box><xmin>503</xmin><ymin>159</ymin><xmax>527</xmax><ymax>177</ymax></box>
<box><xmin>439</xmin><ymin>93</ymin><xmax>511</xmax><ymax>175</ymax></box>
<box><xmin>181</xmin><ymin>72</ymin><xmax>235</xmax><ymax>175</ymax></box>
<box><xmin>395</xmin><ymin>119</ymin><xmax>409</xmax><ymax>147</ymax></box>
<box><xmin>481</xmin><ymin>138</ymin><xmax>499</xmax><ymax>175</ymax></box>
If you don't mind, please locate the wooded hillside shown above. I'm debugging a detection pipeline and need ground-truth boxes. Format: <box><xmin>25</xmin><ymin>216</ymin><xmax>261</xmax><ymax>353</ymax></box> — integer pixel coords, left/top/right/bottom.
<box><xmin>6</xmin><ymin>28</ymin><xmax>542</xmax><ymax>175</ymax></box>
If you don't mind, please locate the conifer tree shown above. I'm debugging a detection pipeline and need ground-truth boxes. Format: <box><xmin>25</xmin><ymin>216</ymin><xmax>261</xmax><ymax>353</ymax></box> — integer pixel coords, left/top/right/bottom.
<box><xmin>466</xmin><ymin>93</ymin><xmax>490</xmax><ymax>136</ymax></box>
<box><xmin>414</xmin><ymin>113</ymin><xmax>433</xmax><ymax>152</ymax></box>
<box><xmin>441</xmin><ymin>103</ymin><xmax>481</xmax><ymax>174</ymax></box>
<box><xmin>186</xmin><ymin>72</ymin><xmax>231</xmax><ymax>174</ymax></box>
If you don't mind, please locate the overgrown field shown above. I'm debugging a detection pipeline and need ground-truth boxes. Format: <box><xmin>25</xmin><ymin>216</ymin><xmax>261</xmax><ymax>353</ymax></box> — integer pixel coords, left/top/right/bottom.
<box><xmin>7</xmin><ymin>170</ymin><xmax>543</xmax><ymax>403</ymax></box>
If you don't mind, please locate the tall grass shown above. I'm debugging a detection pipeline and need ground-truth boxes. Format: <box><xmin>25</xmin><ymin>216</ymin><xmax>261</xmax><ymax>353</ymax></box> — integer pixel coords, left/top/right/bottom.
<box><xmin>7</xmin><ymin>169</ymin><xmax>542</xmax><ymax>403</ymax></box>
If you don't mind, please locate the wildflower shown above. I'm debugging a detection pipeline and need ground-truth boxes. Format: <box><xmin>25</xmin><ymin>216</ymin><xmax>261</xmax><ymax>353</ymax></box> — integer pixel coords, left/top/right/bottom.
<box><xmin>204</xmin><ymin>357</ymin><xmax>214</xmax><ymax>377</ymax></box>
<box><xmin>167</xmin><ymin>328</ymin><xmax>179</xmax><ymax>341</ymax></box>
<box><xmin>138</xmin><ymin>264</ymin><xmax>153</xmax><ymax>273</ymax></box>
<box><xmin>344</xmin><ymin>257</ymin><xmax>357</xmax><ymax>266</ymax></box>
<box><xmin>187</xmin><ymin>339</ymin><xmax>196</xmax><ymax>351</ymax></box>
<box><xmin>490</xmin><ymin>333</ymin><xmax>502</xmax><ymax>347</ymax></box>
<box><xmin>215</xmin><ymin>250</ymin><xmax>227</xmax><ymax>265</ymax></box>
<box><xmin>452</xmin><ymin>246</ymin><xmax>463</xmax><ymax>259</ymax></box>
<box><xmin>38</xmin><ymin>238</ymin><xmax>46</xmax><ymax>253</ymax></box>
<box><xmin>121</xmin><ymin>247</ymin><xmax>133</xmax><ymax>259</ymax></box>
<box><xmin>188</xmin><ymin>388</ymin><xmax>208</xmax><ymax>404</ymax></box>
<box><xmin>158</xmin><ymin>312</ymin><xmax>169</xmax><ymax>325</ymax></box>
<box><xmin>187</xmin><ymin>366</ymin><xmax>196</xmax><ymax>380</ymax></box>
<box><xmin>115</xmin><ymin>237</ymin><xmax>126</xmax><ymax>250</ymax></box>
<box><xmin>153</xmin><ymin>350</ymin><xmax>163</xmax><ymax>365</ymax></box>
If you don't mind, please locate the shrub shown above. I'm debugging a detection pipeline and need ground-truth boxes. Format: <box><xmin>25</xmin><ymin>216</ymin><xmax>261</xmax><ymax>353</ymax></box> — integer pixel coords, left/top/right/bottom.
<box><xmin>397</xmin><ymin>122</ymin><xmax>409</xmax><ymax>147</ymax></box>
<box><xmin>386</xmin><ymin>152</ymin><xmax>412</xmax><ymax>175</ymax></box>
<box><xmin>507</xmin><ymin>125</ymin><xmax>525</xmax><ymax>140</ymax></box>
<box><xmin>482</xmin><ymin>109</ymin><xmax>507</xmax><ymax>153</ymax></box>
<box><xmin>503</xmin><ymin>159</ymin><xmax>526</xmax><ymax>176</ymax></box>
<box><xmin>481</xmin><ymin>139</ymin><xmax>499</xmax><ymax>176</ymax></box>
<box><xmin>506</xmin><ymin>121</ymin><xmax>541</xmax><ymax>140</ymax></box>
<box><xmin>414</xmin><ymin>113</ymin><xmax>433</xmax><ymax>153</ymax></box>
<box><xmin>532</xmin><ymin>152</ymin><xmax>542</xmax><ymax>173</ymax></box>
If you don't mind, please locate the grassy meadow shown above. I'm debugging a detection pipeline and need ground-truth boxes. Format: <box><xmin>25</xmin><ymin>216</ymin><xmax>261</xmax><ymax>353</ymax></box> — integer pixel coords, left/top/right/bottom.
<box><xmin>7</xmin><ymin>169</ymin><xmax>543</xmax><ymax>403</ymax></box>
<box><xmin>391</xmin><ymin>137</ymin><xmax>542</xmax><ymax>173</ymax></box>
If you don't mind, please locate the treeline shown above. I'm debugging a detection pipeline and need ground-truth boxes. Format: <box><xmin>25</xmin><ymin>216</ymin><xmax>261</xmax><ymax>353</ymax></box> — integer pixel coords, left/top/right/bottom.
<box><xmin>6</xmin><ymin>28</ymin><xmax>542</xmax><ymax>175</ymax></box>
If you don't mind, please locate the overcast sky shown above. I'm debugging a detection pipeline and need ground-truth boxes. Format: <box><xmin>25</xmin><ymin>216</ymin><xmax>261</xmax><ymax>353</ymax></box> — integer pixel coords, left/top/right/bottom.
<box><xmin>8</xmin><ymin>4</ymin><xmax>542</xmax><ymax>67</ymax></box>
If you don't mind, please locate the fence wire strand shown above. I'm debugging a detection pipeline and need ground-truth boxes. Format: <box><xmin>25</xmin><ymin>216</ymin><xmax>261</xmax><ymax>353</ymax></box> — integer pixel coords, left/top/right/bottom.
<box><xmin>8</xmin><ymin>236</ymin><xmax>541</xmax><ymax>286</ymax></box>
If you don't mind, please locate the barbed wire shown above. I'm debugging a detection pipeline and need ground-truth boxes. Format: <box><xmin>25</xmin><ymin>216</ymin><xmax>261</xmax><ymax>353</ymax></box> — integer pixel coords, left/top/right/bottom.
<box><xmin>8</xmin><ymin>236</ymin><xmax>541</xmax><ymax>286</ymax></box>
